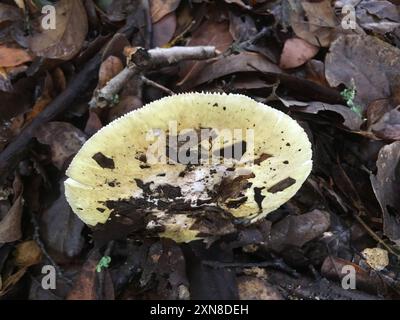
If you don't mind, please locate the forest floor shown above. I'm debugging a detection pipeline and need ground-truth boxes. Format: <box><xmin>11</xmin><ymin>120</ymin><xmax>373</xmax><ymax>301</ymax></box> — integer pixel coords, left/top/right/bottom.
<box><xmin>0</xmin><ymin>0</ymin><xmax>400</xmax><ymax>300</ymax></box>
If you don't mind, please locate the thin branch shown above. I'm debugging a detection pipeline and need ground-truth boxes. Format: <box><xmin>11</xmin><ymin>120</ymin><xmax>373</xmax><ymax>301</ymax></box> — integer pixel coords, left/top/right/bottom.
<box><xmin>89</xmin><ymin>46</ymin><xmax>217</xmax><ymax>108</ymax></box>
<box><xmin>141</xmin><ymin>76</ymin><xmax>175</xmax><ymax>95</ymax></box>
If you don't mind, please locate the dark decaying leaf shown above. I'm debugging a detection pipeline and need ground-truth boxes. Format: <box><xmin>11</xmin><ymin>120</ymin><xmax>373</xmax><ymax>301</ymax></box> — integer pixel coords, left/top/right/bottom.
<box><xmin>321</xmin><ymin>256</ymin><xmax>388</xmax><ymax>295</ymax></box>
<box><xmin>325</xmin><ymin>35</ymin><xmax>400</xmax><ymax>111</ymax></box>
<box><xmin>356</xmin><ymin>0</ymin><xmax>400</xmax><ymax>34</ymax></box>
<box><xmin>288</xmin><ymin>0</ymin><xmax>337</xmax><ymax>47</ymax></box>
<box><xmin>0</xmin><ymin>176</ymin><xmax>23</xmax><ymax>243</ymax></box>
<box><xmin>266</xmin><ymin>209</ymin><xmax>331</xmax><ymax>252</ymax></box>
<box><xmin>177</xmin><ymin>19</ymin><xmax>234</xmax><ymax>88</ymax></box>
<box><xmin>0</xmin><ymin>45</ymin><xmax>32</xmax><ymax>68</ymax></box>
<box><xmin>67</xmin><ymin>249</ymin><xmax>114</xmax><ymax>300</ymax></box>
<box><xmin>29</xmin><ymin>0</ymin><xmax>88</xmax><ymax>60</ymax></box>
<box><xmin>182</xmin><ymin>241</ymin><xmax>238</xmax><ymax>300</ymax></box>
<box><xmin>228</xmin><ymin>10</ymin><xmax>257</xmax><ymax>42</ymax></box>
<box><xmin>152</xmin><ymin>12</ymin><xmax>177</xmax><ymax>47</ymax></box>
<box><xmin>138</xmin><ymin>239</ymin><xmax>189</xmax><ymax>299</ymax></box>
<box><xmin>40</xmin><ymin>182</ymin><xmax>85</xmax><ymax>261</ymax></box>
<box><xmin>98</xmin><ymin>56</ymin><xmax>124</xmax><ymax>89</ymax></box>
<box><xmin>370</xmin><ymin>142</ymin><xmax>400</xmax><ymax>243</ymax></box>
<box><xmin>150</xmin><ymin>0</ymin><xmax>181</xmax><ymax>23</ymax></box>
<box><xmin>294</xmin><ymin>102</ymin><xmax>363</xmax><ymax>131</ymax></box>
<box><xmin>186</xmin><ymin>52</ymin><xmax>281</xmax><ymax>89</ymax></box>
<box><xmin>35</xmin><ymin>122</ymin><xmax>87</xmax><ymax>170</ymax></box>
<box><xmin>370</xmin><ymin>107</ymin><xmax>400</xmax><ymax>140</ymax></box>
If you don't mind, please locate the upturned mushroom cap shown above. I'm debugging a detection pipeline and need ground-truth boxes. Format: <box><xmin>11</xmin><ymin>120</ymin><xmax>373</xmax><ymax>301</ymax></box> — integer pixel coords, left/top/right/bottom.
<box><xmin>65</xmin><ymin>93</ymin><xmax>312</xmax><ymax>242</ymax></box>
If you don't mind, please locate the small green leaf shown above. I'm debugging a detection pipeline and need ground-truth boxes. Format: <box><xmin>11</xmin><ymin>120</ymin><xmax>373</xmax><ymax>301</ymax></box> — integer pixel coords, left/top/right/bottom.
<box><xmin>96</xmin><ymin>256</ymin><xmax>111</xmax><ymax>273</ymax></box>
<box><xmin>341</xmin><ymin>82</ymin><xmax>362</xmax><ymax>117</ymax></box>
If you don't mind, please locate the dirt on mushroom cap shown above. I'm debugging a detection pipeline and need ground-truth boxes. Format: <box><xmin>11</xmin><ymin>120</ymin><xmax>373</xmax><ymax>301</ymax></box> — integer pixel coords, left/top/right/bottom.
<box><xmin>64</xmin><ymin>92</ymin><xmax>312</xmax><ymax>242</ymax></box>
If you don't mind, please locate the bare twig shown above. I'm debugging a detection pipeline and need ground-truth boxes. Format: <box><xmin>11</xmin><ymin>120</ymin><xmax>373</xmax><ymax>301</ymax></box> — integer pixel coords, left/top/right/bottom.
<box><xmin>141</xmin><ymin>76</ymin><xmax>175</xmax><ymax>95</ymax></box>
<box><xmin>89</xmin><ymin>46</ymin><xmax>217</xmax><ymax>108</ymax></box>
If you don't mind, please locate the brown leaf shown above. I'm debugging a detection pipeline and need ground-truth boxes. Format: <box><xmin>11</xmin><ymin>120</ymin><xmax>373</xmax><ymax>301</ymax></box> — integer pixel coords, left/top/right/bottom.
<box><xmin>150</xmin><ymin>0</ymin><xmax>181</xmax><ymax>23</ymax></box>
<box><xmin>289</xmin><ymin>0</ymin><xmax>337</xmax><ymax>47</ymax></box>
<box><xmin>294</xmin><ymin>101</ymin><xmax>363</xmax><ymax>131</ymax></box>
<box><xmin>14</xmin><ymin>240</ymin><xmax>42</xmax><ymax>268</ymax></box>
<box><xmin>0</xmin><ymin>267</ymin><xmax>26</xmax><ymax>297</ymax></box>
<box><xmin>152</xmin><ymin>12</ymin><xmax>177</xmax><ymax>47</ymax></box>
<box><xmin>0</xmin><ymin>176</ymin><xmax>23</xmax><ymax>244</ymax></box>
<box><xmin>186</xmin><ymin>52</ymin><xmax>281</xmax><ymax>89</ymax></box>
<box><xmin>67</xmin><ymin>250</ymin><xmax>100</xmax><ymax>300</ymax></box>
<box><xmin>279</xmin><ymin>38</ymin><xmax>319</xmax><ymax>69</ymax></box>
<box><xmin>0</xmin><ymin>45</ymin><xmax>32</xmax><ymax>68</ymax></box>
<box><xmin>84</xmin><ymin>110</ymin><xmax>103</xmax><ymax>136</ymax></box>
<box><xmin>0</xmin><ymin>3</ymin><xmax>23</xmax><ymax>24</ymax></box>
<box><xmin>325</xmin><ymin>35</ymin><xmax>400</xmax><ymax>110</ymax></box>
<box><xmin>40</xmin><ymin>182</ymin><xmax>85</xmax><ymax>261</ymax></box>
<box><xmin>321</xmin><ymin>256</ymin><xmax>387</xmax><ymax>295</ymax></box>
<box><xmin>98</xmin><ymin>56</ymin><xmax>124</xmax><ymax>89</ymax></box>
<box><xmin>228</xmin><ymin>11</ymin><xmax>257</xmax><ymax>42</ymax></box>
<box><xmin>35</xmin><ymin>122</ymin><xmax>87</xmax><ymax>170</ymax></box>
<box><xmin>304</xmin><ymin>59</ymin><xmax>329</xmax><ymax>87</ymax></box>
<box><xmin>267</xmin><ymin>209</ymin><xmax>331</xmax><ymax>252</ymax></box>
<box><xmin>29</xmin><ymin>0</ymin><xmax>88</xmax><ymax>60</ymax></box>
<box><xmin>370</xmin><ymin>141</ymin><xmax>400</xmax><ymax>243</ymax></box>
<box><xmin>356</xmin><ymin>0</ymin><xmax>400</xmax><ymax>34</ymax></box>
<box><xmin>25</xmin><ymin>73</ymin><xmax>54</xmax><ymax>123</ymax></box>
<box><xmin>177</xmin><ymin>19</ymin><xmax>234</xmax><ymax>88</ymax></box>
<box><xmin>370</xmin><ymin>107</ymin><xmax>400</xmax><ymax>140</ymax></box>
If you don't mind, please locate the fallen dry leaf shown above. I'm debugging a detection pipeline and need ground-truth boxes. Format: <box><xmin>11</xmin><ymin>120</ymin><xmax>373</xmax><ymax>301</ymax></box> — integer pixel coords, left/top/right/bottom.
<box><xmin>0</xmin><ymin>3</ymin><xmax>22</xmax><ymax>23</ymax></box>
<box><xmin>356</xmin><ymin>0</ymin><xmax>400</xmax><ymax>34</ymax></box>
<box><xmin>279</xmin><ymin>38</ymin><xmax>319</xmax><ymax>69</ymax></box>
<box><xmin>67</xmin><ymin>250</ymin><xmax>100</xmax><ymax>300</ymax></box>
<box><xmin>14</xmin><ymin>240</ymin><xmax>42</xmax><ymax>268</ymax></box>
<box><xmin>267</xmin><ymin>209</ymin><xmax>331</xmax><ymax>252</ymax></box>
<box><xmin>321</xmin><ymin>256</ymin><xmax>387</xmax><ymax>295</ymax></box>
<box><xmin>186</xmin><ymin>51</ymin><xmax>281</xmax><ymax>89</ymax></box>
<box><xmin>98</xmin><ymin>56</ymin><xmax>124</xmax><ymax>89</ymax></box>
<box><xmin>294</xmin><ymin>101</ymin><xmax>363</xmax><ymax>131</ymax></box>
<box><xmin>25</xmin><ymin>73</ymin><xmax>54</xmax><ymax>123</ymax></box>
<box><xmin>370</xmin><ymin>106</ymin><xmax>400</xmax><ymax>140</ymax></box>
<box><xmin>289</xmin><ymin>0</ymin><xmax>337</xmax><ymax>47</ymax></box>
<box><xmin>0</xmin><ymin>45</ymin><xmax>32</xmax><ymax>68</ymax></box>
<box><xmin>40</xmin><ymin>182</ymin><xmax>85</xmax><ymax>261</ymax></box>
<box><xmin>35</xmin><ymin>122</ymin><xmax>87</xmax><ymax>170</ymax></box>
<box><xmin>177</xmin><ymin>19</ymin><xmax>234</xmax><ymax>88</ymax></box>
<box><xmin>84</xmin><ymin>110</ymin><xmax>103</xmax><ymax>136</ymax></box>
<box><xmin>29</xmin><ymin>0</ymin><xmax>88</xmax><ymax>60</ymax></box>
<box><xmin>325</xmin><ymin>34</ymin><xmax>400</xmax><ymax>110</ymax></box>
<box><xmin>152</xmin><ymin>12</ymin><xmax>177</xmax><ymax>47</ymax></box>
<box><xmin>150</xmin><ymin>0</ymin><xmax>181</xmax><ymax>23</ymax></box>
<box><xmin>370</xmin><ymin>141</ymin><xmax>400</xmax><ymax>244</ymax></box>
<box><xmin>0</xmin><ymin>176</ymin><xmax>23</xmax><ymax>244</ymax></box>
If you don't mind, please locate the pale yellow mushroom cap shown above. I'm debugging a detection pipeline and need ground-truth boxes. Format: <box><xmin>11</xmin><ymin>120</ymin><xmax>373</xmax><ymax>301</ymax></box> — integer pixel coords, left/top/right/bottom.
<box><xmin>65</xmin><ymin>92</ymin><xmax>312</xmax><ymax>242</ymax></box>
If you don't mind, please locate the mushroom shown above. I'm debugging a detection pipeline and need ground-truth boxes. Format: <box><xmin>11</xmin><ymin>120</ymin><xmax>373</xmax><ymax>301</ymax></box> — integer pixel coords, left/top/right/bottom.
<box><xmin>65</xmin><ymin>93</ymin><xmax>312</xmax><ymax>242</ymax></box>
